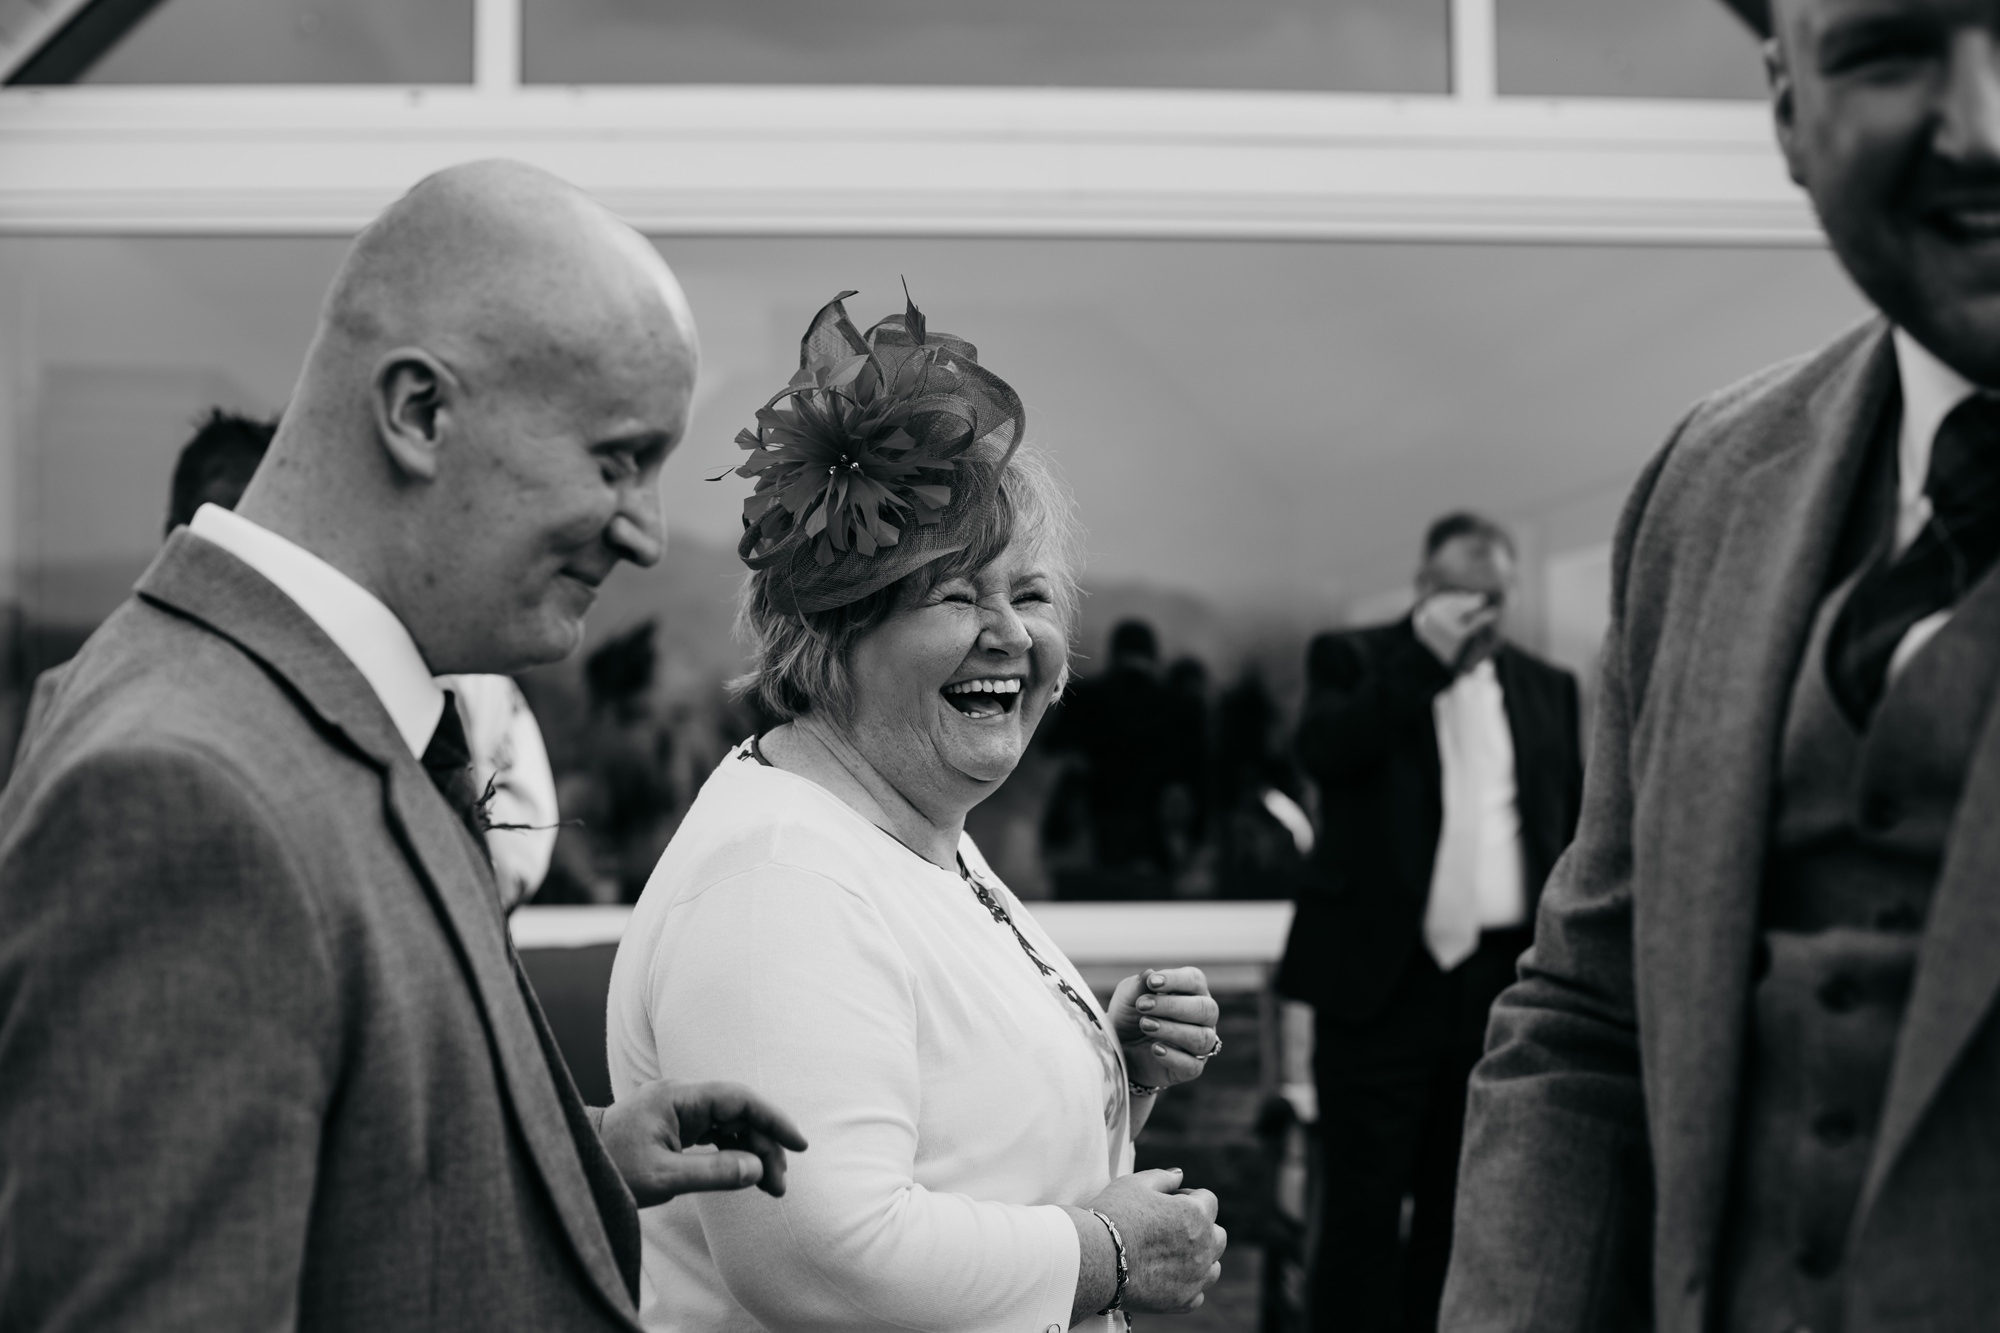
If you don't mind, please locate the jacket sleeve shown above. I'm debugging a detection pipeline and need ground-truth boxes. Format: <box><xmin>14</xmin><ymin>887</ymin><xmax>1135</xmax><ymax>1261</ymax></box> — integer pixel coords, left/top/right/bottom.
<box><xmin>1295</xmin><ymin>626</ymin><xmax>1454</xmax><ymax>784</ymax></box>
<box><xmin>1439</xmin><ymin>439</ymin><xmax>1681</xmax><ymax>1332</ymax></box>
<box><xmin>0</xmin><ymin>744</ymin><xmax>338</xmax><ymax>1333</ymax></box>
<box><xmin>642</xmin><ymin>863</ymin><xmax>1080</xmax><ymax>1333</ymax></box>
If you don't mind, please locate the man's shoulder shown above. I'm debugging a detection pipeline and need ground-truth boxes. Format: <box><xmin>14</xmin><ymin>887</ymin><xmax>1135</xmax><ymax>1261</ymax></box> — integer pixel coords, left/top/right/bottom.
<box><xmin>1659</xmin><ymin>316</ymin><xmax>1889</xmax><ymax>489</ymax></box>
<box><xmin>12</xmin><ymin>594</ymin><xmax>356</xmax><ymax>814</ymax></box>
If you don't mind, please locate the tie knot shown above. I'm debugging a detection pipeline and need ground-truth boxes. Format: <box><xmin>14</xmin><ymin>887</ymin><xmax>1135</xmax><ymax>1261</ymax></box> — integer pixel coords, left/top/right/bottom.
<box><xmin>1926</xmin><ymin>392</ymin><xmax>2000</xmax><ymax>526</ymax></box>
<box><xmin>423</xmin><ymin>691</ymin><xmax>472</xmax><ymax>775</ymax></box>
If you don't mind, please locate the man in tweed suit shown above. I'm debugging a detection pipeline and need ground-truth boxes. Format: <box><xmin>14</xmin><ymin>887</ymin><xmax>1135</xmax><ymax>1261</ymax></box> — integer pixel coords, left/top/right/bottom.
<box><xmin>1444</xmin><ymin>1</ymin><xmax>2000</xmax><ymax>1328</ymax></box>
<box><xmin>0</xmin><ymin>161</ymin><xmax>803</xmax><ymax>1332</ymax></box>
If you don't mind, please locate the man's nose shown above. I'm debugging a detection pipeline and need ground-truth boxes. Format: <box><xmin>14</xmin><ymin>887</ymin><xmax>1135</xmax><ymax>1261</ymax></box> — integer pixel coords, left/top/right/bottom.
<box><xmin>609</xmin><ymin>486</ymin><xmax>666</xmax><ymax>568</ymax></box>
<box><xmin>1936</xmin><ymin>30</ymin><xmax>2000</xmax><ymax>165</ymax></box>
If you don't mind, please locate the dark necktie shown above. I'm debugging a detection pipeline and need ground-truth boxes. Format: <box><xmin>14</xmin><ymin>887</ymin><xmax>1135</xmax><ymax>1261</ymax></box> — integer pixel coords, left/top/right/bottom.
<box><xmin>421</xmin><ymin>690</ymin><xmax>488</xmax><ymax>848</ymax></box>
<box><xmin>1827</xmin><ymin>393</ymin><xmax>2000</xmax><ymax>725</ymax></box>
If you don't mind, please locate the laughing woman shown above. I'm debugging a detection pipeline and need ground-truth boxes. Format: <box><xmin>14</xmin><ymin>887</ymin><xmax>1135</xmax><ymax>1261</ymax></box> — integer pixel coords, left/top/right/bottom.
<box><xmin>606</xmin><ymin>293</ymin><xmax>1227</xmax><ymax>1333</ymax></box>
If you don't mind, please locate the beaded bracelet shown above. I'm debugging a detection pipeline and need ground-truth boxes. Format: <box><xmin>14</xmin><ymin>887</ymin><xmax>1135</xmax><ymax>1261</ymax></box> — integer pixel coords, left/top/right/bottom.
<box><xmin>1089</xmin><ymin>1207</ymin><xmax>1130</xmax><ymax>1316</ymax></box>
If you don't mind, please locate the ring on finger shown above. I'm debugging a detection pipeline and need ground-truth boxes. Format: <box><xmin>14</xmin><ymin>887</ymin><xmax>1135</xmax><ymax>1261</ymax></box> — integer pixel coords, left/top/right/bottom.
<box><xmin>1197</xmin><ymin>1033</ymin><xmax>1223</xmax><ymax>1060</ymax></box>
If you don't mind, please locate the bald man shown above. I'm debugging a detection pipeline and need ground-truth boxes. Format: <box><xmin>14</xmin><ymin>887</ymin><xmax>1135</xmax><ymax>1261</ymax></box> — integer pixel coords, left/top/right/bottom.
<box><xmin>0</xmin><ymin>162</ymin><xmax>804</xmax><ymax>1333</ymax></box>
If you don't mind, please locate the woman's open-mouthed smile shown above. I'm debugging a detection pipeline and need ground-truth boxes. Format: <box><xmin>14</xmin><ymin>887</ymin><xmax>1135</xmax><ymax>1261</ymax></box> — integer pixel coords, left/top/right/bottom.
<box><xmin>940</xmin><ymin>675</ymin><xmax>1025</xmax><ymax>719</ymax></box>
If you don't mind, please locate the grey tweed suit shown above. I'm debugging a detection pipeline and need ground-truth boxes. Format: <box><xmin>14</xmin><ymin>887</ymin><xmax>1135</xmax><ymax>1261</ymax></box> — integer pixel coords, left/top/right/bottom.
<box><xmin>0</xmin><ymin>533</ymin><xmax>643</xmax><ymax>1332</ymax></box>
<box><xmin>1442</xmin><ymin>319</ymin><xmax>2000</xmax><ymax>1331</ymax></box>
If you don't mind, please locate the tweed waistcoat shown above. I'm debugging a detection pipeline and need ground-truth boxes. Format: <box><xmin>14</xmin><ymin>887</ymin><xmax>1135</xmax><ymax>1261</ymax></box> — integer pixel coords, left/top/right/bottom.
<box><xmin>1716</xmin><ymin>549</ymin><xmax>2000</xmax><ymax>1333</ymax></box>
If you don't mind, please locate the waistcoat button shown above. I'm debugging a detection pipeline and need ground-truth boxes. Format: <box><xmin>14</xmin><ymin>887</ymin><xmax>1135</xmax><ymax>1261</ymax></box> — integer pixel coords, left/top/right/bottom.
<box><xmin>1859</xmin><ymin>793</ymin><xmax>1901</xmax><ymax>830</ymax></box>
<box><xmin>1750</xmin><ymin>939</ymin><xmax>1773</xmax><ymax>981</ymax></box>
<box><xmin>1811</xmin><ymin>1109</ymin><xmax>1858</xmax><ymax>1146</ymax></box>
<box><xmin>1817</xmin><ymin>975</ymin><xmax>1861</xmax><ymax>1013</ymax></box>
<box><xmin>1873</xmin><ymin>901</ymin><xmax>1923</xmax><ymax>931</ymax></box>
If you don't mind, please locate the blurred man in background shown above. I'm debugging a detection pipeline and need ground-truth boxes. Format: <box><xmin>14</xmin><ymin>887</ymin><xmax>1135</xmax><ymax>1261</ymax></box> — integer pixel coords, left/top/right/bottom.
<box><xmin>1278</xmin><ymin>512</ymin><xmax>1582</xmax><ymax>1333</ymax></box>
<box><xmin>23</xmin><ymin>407</ymin><xmax>558</xmax><ymax>908</ymax></box>
<box><xmin>1046</xmin><ymin>618</ymin><xmax>1175</xmax><ymax>890</ymax></box>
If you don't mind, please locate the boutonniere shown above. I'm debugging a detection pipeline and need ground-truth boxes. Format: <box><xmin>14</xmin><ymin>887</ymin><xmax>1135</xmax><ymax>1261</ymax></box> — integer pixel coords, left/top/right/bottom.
<box><xmin>472</xmin><ymin>769</ymin><xmax>504</xmax><ymax>833</ymax></box>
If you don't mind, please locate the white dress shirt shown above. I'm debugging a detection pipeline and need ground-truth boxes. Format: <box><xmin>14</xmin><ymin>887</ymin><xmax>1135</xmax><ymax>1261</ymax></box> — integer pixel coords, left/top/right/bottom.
<box><xmin>188</xmin><ymin>507</ymin><xmax>559</xmax><ymax>905</ymax></box>
<box><xmin>1886</xmin><ymin>329</ymin><xmax>1983</xmax><ymax>684</ymax></box>
<box><xmin>441</xmin><ymin>672</ymin><xmax>559</xmax><ymax>908</ymax></box>
<box><xmin>188</xmin><ymin>504</ymin><xmax>444</xmax><ymax>757</ymax></box>
<box><xmin>1422</xmin><ymin>658</ymin><xmax>1527</xmax><ymax>971</ymax></box>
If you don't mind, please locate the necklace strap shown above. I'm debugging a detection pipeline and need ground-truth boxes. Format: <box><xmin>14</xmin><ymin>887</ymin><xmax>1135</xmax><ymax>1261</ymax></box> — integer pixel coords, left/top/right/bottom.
<box><xmin>957</xmin><ymin>856</ymin><xmax>1104</xmax><ymax>1033</ymax></box>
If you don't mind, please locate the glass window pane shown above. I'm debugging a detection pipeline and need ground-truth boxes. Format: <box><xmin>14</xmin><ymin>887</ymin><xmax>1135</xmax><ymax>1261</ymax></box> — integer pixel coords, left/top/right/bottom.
<box><xmin>523</xmin><ymin>0</ymin><xmax>1447</xmax><ymax>93</ymax></box>
<box><xmin>1498</xmin><ymin>0</ymin><xmax>1767</xmax><ymax>99</ymax></box>
<box><xmin>82</xmin><ymin>0</ymin><xmax>472</xmax><ymax>84</ymax></box>
<box><xmin>1</xmin><ymin>235</ymin><xmax>1864</xmax><ymax>901</ymax></box>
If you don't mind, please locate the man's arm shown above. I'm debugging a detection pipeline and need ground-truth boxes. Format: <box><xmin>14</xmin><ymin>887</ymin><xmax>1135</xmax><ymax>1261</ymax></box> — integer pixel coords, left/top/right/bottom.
<box><xmin>1440</xmin><ymin>443</ymin><xmax>1681</xmax><ymax>1332</ymax></box>
<box><xmin>0</xmin><ymin>746</ymin><xmax>337</xmax><ymax>1332</ymax></box>
<box><xmin>1295</xmin><ymin>627</ymin><xmax>1453</xmax><ymax>783</ymax></box>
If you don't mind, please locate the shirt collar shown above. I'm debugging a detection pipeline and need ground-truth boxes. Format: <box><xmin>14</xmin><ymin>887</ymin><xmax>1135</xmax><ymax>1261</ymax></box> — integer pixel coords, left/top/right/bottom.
<box><xmin>1892</xmin><ymin>326</ymin><xmax>1982</xmax><ymax>516</ymax></box>
<box><xmin>186</xmin><ymin>504</ymin><xmax>445</xmax><ymax>758</ymax></box>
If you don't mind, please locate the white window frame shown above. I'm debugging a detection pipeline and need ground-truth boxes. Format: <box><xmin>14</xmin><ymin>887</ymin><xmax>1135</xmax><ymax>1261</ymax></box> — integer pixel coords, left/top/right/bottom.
<box><xmin>0</xmin><ymin>0</ymin><xmax>1816</xmax><ymax>245</ymax></box>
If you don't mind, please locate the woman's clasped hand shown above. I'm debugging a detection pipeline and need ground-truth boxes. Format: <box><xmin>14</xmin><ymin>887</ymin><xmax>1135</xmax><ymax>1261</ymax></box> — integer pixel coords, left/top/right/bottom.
<box><xmin>1067</xmin><ymin>1169</ymin><xmax>1228</xmax><ymax>1319</ymax></box>
<box><xmin>1108</xmin><ymin>966</ymin><xmax>1222</xmax><ymax>1091</ymax></box>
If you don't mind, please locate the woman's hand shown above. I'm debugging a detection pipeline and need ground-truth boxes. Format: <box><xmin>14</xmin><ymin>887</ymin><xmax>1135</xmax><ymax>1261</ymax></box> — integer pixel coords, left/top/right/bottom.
<box><xmin>1067</xmin><ymin>1168</ymin><xmax>1227</xmax><ymax>1319</ymax></box>
<box><xmin>1107</xmin><ymin>966</ymin><xmax>1220</xmax><ymax>1090</ymax></box>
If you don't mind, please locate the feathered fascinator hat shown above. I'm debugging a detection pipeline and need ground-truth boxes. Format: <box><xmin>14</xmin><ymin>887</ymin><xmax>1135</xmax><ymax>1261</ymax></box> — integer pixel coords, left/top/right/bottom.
<box><xmin>728</xmin><ymin>288</ymin><xmax>1025</xmax><ymax>615</ymax></box>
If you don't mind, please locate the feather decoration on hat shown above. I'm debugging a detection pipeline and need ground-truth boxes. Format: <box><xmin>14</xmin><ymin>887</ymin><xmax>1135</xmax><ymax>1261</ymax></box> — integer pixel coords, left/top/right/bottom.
<box><xmin>729</xmin><ymin>289</ymin><xmax>1020</xmax><ymax>576</ymax></box>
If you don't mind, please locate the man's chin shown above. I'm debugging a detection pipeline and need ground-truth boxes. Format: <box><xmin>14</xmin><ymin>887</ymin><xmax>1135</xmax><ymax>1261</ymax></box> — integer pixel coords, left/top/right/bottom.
<box><xmin>1903</xmin><ymin>304</ymin><xmax>2000</xmax><ymax>388</ymax></box>
<box><xmin>501</xmin><ymin>613</ymin><xmax>588</xmax><ymax>672</ymax></box>
<box><xmin>1857</xmin><ymin>242</ymin><xmax>2000</xmax><ymax>385</ymax></box>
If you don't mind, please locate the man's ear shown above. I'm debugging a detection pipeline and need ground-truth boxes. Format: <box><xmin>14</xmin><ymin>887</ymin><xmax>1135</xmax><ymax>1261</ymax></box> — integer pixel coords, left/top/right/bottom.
<box><xmin>372</xmin><ymin>349</ymin><xmax>453</xmax><ymax>482</ymax></box>
<box><xmin>1766</xmin><ymin>37</ymin><xmax>1809</xmax><ymax>188</ymax></box>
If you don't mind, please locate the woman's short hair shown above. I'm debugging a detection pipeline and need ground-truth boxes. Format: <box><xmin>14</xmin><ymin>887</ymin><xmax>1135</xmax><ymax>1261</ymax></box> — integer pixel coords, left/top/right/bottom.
<box><xmin>733</xmin><ymin>446</ymin><xmax>1084</xmax><ymax>722</ymax></box>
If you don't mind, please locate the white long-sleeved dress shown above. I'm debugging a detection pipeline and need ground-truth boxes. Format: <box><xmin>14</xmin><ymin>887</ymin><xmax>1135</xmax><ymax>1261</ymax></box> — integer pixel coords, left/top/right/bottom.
<box><xmin>607</xmin><ymin>742</ymin><xmax>1131</xmax><ymax>1333</ymax></box>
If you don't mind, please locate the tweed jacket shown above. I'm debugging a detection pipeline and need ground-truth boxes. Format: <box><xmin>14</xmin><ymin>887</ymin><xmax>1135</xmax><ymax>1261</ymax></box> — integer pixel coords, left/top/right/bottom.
<box><xmin>1442</xmin><ymin>319</ymin><xmax>2000</xmax><ymax>1332</ymax></box>
<box><xmin>0</xmin><ymin>533</ymin><xmax>643</xmax><ymax>1332</ymax></box>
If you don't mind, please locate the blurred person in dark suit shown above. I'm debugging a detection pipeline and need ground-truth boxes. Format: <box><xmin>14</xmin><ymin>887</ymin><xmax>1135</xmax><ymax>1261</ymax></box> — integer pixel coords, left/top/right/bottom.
<box><xmin>166</xmin><ymin>406</ymin><xmax>276</xmax><ymax>534</ymax></box>
<box><xmin>1161</xmin><ymin>655</ymin><xmax>1213</xmax><ymax>884</ymax></box>
<box><xmin>1210</xmin><ymin>666</ymin><xmax>1313</xmax><ymax>900</ymax></box>
<box><xmin>14</xmin><ymin>408</ymin><xmax>277</xmax><ymax>745</ymax></box>
<box><xmin>1277</xmin><ymin>512</ymin><xmax>1582</xmax><ymax>1333</ymax></box>
<box><xmin>0</xmin><ymin>160</ymin><xmax>803</xmax><ymax>1333</ymax></box>
<box><xmin>544</xmin><ymin>619</ymin><xmax>680</xmax><ymax>904</ymax></box>
<box><xmin>21</xmin><ymin>407</ymin><xmax>560</xmax><ymax>909</ymax></box>
<box><xmin>1444</xmin><ymin>2</ymin><xmax>2000</xmax><ymax>1328</ymax></box>
<box><xmin>1047</xmin><ymin>618</ymin><xmax>1175</xmax><ymax>881</ymax></box>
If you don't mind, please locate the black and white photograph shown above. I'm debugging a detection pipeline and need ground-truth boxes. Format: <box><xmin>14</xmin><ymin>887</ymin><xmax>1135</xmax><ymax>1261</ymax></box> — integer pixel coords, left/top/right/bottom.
<box><xmin>2</xmin><ymin>0</ymin><xmax>1995</xmax><ymax>1329</ymax></box>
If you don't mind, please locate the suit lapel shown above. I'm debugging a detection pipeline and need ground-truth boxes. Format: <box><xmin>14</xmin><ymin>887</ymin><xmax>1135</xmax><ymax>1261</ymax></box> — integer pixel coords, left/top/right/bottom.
<box><xmin>1493</xmin><ymin>647</ymin><xmax>1549</xmax><ymax>880</ymax></box>
<box><xmin>1494</xmin><ymin>649</ymin><xmax>1538</xmax><ymax>803</ymax></box>
<box><xmin>1858</xmin><ymin>570</ymin><xmax>2000</xmax><ymax>1228</ymax></box>
<box><xmin>136</xmin><ymin>534</ymin><xmax>639</xmax><ymax>1322</ymax></box>
<box><xmin>1645</xmin><ymin>326</ymin><xmax>1895</xmax><ymax>1272</ymax></box>
<box><xmin>1392</xmin><ymin>622</ymin><xmax>1445</xmax><ymax>838</ymax></box>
